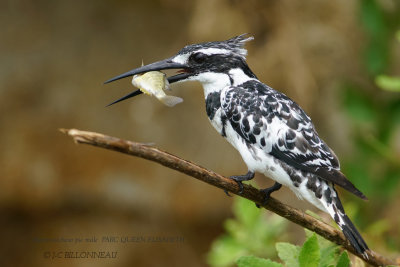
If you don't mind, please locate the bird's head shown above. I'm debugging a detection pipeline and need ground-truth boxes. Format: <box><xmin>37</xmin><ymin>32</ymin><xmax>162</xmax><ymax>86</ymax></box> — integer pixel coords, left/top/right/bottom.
<box><xmin>105</xmin><ymin>34</ymin><xmax>256</xmax><ymax>106</ymax></box>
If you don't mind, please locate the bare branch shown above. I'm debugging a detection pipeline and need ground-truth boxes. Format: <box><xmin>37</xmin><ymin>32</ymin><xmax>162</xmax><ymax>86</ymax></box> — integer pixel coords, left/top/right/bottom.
<box><xmin>60</xmin><ymin>128</ymin><xmax>397</xmax><ymax>267</ymax></box>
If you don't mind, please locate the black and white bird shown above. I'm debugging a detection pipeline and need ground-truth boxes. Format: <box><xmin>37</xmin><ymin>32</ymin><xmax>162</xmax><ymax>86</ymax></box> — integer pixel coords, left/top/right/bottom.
<box><xmin>105</xmin><ymin>34</ymin><xmax>369</xmax><ymax>258</ymax></box>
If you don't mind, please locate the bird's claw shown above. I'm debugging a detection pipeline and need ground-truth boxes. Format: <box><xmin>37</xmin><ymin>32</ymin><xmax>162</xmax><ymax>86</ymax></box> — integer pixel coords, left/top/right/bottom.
<box><xmin>235</xmin><ymin>180</ymin><xmax>245</xmax><ymax>194</ymax></box>
<box><xmin>223</xmin><ymin>171</ymin><xmax>254</xmax><ymax>197</ymax></box>
<box><xmin>255</xmin><ymin>192</ymin><xmax>272</xmax><ymax>208</ymax></box>
<box><xmin>223</xmin><ymin>179</ymin><xmax>244</xmax><ymax>196</ymax></box>
<box><xmin>228</xmin><ymin>176</ymin><xmax>245</xmax><ymax>194</ymax></box>
<box><xmin>255</xmin><ymin>182</ymin><xmax>282</xmax><ymax>208</ymax></box>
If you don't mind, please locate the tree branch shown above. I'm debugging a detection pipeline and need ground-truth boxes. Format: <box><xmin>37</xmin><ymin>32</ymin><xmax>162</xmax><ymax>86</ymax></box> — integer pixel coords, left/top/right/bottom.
<box><xmin>60</xmin><ymin>128</ymin><xmax>397</xmax><ymax>267</ymax></box>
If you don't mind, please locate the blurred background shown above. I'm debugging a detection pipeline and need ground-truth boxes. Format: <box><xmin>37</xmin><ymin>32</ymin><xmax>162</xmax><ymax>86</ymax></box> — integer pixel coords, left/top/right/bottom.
<box><xmin>1</xmin><ymin>0</ymin><xmax>399</xmax><ymax>266</ymax></box>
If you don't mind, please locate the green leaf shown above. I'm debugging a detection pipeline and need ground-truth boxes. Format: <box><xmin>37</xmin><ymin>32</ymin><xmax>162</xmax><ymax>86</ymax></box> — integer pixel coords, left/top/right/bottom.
<box><xmin>303</xmin><ymin>229</ymin><xmax>340</xmax><ymax>267</ymax></box>
<box><xmin>276</xmin><ymin>242</ymin><xmax>300</xmax><ymax>267</ymax></box>
<box><xmin>375</xmin><ymin>75</ymin><xmax>400</xmax><ymax>92</ymax></box>
<box><xmin>236</xmin><ymin>256</ymin><xmax>283</xmax><ymax>267</ymax></box>
<box><xmin>336</xmin><ymin>251</ymin><xmax>350</xmax><ymax>267</ymax></box>
<box><xmin>299</xmin><ymin>234</ymin><xmax>320</xmax><ymax>267</ymax></box>
<box><xmin>207</xmin><ymin>236</ymin><xmax>246</xmax><ymax>267</ymax></box>
<box><xmin>208</xmin><ymin>197</ymin><xmax>289</xmax><ymax>266</ymax></box>
<box><xmin>233</xmin><ymin>197</ymin><xmax>262</xmax><ymax>228</ymax></box>
<box><xmin>319</xmin><ymin>244</ymin><xmax>339</xmax><ymax>267</ymax></box>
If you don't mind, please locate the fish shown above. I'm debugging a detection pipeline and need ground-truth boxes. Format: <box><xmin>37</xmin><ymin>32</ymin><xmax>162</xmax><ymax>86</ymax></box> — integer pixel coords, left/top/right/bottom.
<box><xmin>132</xmin><ymin>71</ymin><xmax>183</xmax><ymax>107</ymax></box>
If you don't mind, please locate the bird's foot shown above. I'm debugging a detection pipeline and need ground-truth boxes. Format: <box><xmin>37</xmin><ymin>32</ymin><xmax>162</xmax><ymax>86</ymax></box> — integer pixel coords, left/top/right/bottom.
<box><xmin>224</xmin><ymin>171</ymin><xmax>255</xmax><ymax>195</ymax></box>
<box><xmin>256</xmin><ymin>182</ymin><xmax>282</xmax><ymax>208</ymax></box>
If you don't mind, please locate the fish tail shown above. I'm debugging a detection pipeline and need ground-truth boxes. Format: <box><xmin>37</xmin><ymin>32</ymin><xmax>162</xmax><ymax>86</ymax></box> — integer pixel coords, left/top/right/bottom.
<box><xmin>160</xmin><ymin>95</ymin><xmax>183</xmax><ymax>107</ymax></box>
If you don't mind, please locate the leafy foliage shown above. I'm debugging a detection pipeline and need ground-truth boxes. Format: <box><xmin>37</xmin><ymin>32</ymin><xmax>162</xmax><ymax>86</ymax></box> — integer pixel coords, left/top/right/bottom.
<box><xmin>207</xmin><ymin>197</ymin><xmax>288</xmax><ymax>267</ymax></box>
<box><xmin>237</xmin><ymin>256</ymin><xmax>282</xmax><ymax>267</ymax></box>
<box><xmin>235</xmin><ymin>231</ymin><xmax>351</xmax><ymax>267</ymax></box>
<box><xmin>276</xmin><ymin>243</ymin><xmax>300</xmax><ymax>267</ymax></box>
<box><xmin>208</xmin><ymin>197</ymin><xmax>356</xmax><ymax>267</ymax></box>
<box><xmin>298</xmin><ymin>234</ymin><xmax>320</xmax><ymax>267</ymax></box>
<box><xmin>336</xmin><ymin>251</ymin><xmax>351</xmax><ymax>267</ymax></box>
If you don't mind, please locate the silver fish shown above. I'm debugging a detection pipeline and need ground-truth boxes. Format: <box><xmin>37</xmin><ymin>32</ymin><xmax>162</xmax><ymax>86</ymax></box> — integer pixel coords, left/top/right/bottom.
<box><xmin>132</xmin><ymin>71</ymin><xmax>183</xmax><ymax>107</ymax></box>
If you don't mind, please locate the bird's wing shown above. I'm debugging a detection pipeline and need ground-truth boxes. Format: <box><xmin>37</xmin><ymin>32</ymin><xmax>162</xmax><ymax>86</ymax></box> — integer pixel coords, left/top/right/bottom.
<box><xmin>222</xmin><ymin>81</ymin><xmax>367</xmax><ymax>199</ymax></box>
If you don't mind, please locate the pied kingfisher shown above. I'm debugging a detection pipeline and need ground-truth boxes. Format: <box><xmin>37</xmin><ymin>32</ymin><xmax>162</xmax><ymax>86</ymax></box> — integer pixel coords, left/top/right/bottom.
<box><xmin>105</xmin><ymin>34</ymin><xmax>369</xmax><ymax>258</ymax></box>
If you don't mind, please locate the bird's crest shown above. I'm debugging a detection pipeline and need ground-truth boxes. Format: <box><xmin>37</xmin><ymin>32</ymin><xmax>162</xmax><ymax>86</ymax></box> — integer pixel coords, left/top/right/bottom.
<box><xmin>225</xmin><ymin>34</ymin><xmax>254</xmax><ymax>58</ymax></box>
<box><xmin>178</xmin><ymin>33</ymin><xmax>254</xmax><ymax>59</ymax></box>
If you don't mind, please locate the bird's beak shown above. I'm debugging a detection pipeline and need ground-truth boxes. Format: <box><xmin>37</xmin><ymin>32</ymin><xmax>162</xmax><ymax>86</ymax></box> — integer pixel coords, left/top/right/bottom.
<box><xmin>104</xmin><ymin>57</ymin><xmax>190</xmax><ymax>84</ymax></box>
<box><xmin>104</xmin><ymin>57</ymin><xmax>191</xmax><ymax>106</ymax></box>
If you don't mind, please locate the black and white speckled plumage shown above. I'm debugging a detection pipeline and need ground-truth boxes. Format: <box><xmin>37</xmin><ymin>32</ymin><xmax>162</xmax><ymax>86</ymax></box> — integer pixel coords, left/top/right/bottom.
<box><xmin>214</xmin><ymin>79</ymin><xmax>369</xmax><ymax>257</ymax></box>
<box><xmin>106</xmin><ymin>34</ymin><xmax>370</xmax><ymax>258</ymax></box>
<box><xmin>177</xmin><ymin>35</ymin><xmax>369</xmax><ymax>257</ymax></box>
<box><xmin>219</xmin><ymin>80</ymin><xmax>367</xmax><ymax>200</ymax></box>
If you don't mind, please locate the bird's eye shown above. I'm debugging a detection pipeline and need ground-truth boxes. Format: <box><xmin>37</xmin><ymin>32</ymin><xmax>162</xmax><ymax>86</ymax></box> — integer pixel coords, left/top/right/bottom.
<box><xmin>190</xmin><ymin>52</ymin><xmax>207</xmax><ymax>63</ymax></box>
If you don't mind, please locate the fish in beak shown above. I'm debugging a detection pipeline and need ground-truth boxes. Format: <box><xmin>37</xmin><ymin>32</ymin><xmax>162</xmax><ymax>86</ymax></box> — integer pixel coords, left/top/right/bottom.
<box><xmin>104</xmin><ymin>57</ymin><xmax>191</xmax><ymax>106</ymax></box>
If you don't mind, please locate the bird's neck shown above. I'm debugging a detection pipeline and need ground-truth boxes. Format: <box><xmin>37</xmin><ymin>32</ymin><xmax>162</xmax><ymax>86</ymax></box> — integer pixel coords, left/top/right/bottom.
<box><xmin>199</xmin><ymin>68</ymin><xmax>257</xmax><ymax>98</ymax></box>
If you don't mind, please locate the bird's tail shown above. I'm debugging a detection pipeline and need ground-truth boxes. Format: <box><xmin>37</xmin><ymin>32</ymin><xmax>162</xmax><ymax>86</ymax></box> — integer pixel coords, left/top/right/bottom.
<box><xmin>322</xmin><ymin>186</ymin><xmax>369</xmax><ymax>259</ymax></box>
<box><xmin>340</xmin><ymin>213</ymin><xmax>369</xmax><ymax>259</ymax></box>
